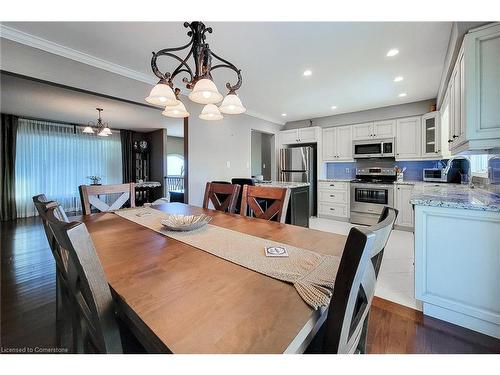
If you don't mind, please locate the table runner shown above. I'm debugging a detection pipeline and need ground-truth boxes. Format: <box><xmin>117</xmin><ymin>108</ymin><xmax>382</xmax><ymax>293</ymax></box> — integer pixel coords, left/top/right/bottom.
<box><xmin>114</xmin><ymin>207</ymin><xmax>341</xmax><ymax>309</ymax></box>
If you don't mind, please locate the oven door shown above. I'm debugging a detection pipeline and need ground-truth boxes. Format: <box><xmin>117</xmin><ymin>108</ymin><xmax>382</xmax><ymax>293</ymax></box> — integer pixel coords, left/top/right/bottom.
<box><xmin>353</xmin><ymin>141</ymin><xmax>383</xmax><ymax>158</ymax></box>
<box><xmin>350</xmin><ymin>184</ymin><xmax>394</xmax><ymax>215</ymax></box>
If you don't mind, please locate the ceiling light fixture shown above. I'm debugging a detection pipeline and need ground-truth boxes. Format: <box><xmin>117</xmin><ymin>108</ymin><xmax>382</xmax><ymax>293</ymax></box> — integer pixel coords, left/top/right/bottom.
<box><xmin>386</xmin><ymin>48</ymin><xmax>399</xmax><ymax>57</ymax></box>
<box><xmin>331</xmin><ymin>106</ymin><xmax>337</xmax><ymax>110</ymax></box>
<box><xmin>147</xmin><ymin>22</ymin><xmax>244</xmax><ymax>120</ymax></box>
<box><xmin>398</xmin><ymin>93</ymin><xmax>407</xmax><ymax>98</ymax></box>
<box><xmin>394</xmin><ymin>76</ymin><xmax>404</xmax><ymax>82</ymax></box>
<box><xmin>83</xmin><ymin>108</ymin><xmax>112</xmax><ymax>136</ymax></box>
<box><xmin>281</xmin><ymin>113</ymin><xmax>287</xmax><ymax>117</ymax></box>
<box><xmin>303</xmin><ymin>70</ymin><xmax>312</xmax><ymax>77</ymax></box>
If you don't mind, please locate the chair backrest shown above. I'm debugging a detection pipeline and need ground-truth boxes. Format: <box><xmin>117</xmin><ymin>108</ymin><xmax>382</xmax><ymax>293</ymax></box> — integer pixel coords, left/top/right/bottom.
<box><xmin>231</xmin><ymin>178</ymin><xmax>255</xmax><ymax>214</ymax></box>
<box><xmin>202</xmin><ymin>182</ymin><xmax>241</xmax><ymax>213</ymax></box>
<box><xmin>79</xmin><ymin>183</ymin><xmax>135</xmax><ymax>215</ymax></box>
<box><xmin>322</xmin><ymin>207</ymin><xmax>398</xmax><ymax>354</ymax></box>
<box><xmin>45</xmin><ymin>205</ymin><xmax>123</xmax><ymax>353</ymax></box>
<box><xmin>32</xmin><ymin>194</ymin><xmax>70</xmax><ymax>277</ymax></box>
<box><xmin>240</xmin><ymin>185</ymin><xmax>290</xmax><ymax>223</ymax></box>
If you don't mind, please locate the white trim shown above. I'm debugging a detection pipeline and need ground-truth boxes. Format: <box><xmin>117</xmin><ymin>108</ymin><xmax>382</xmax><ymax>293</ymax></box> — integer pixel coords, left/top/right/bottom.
<box><xmin>1</xmin><ymin>25</ymin><xmax>284</xmax><ymax>126</ymax></box>
<box><xmin>1</xmin><ymin>24</ymin><xmax>156</xmax><ymax>85</ymax></box>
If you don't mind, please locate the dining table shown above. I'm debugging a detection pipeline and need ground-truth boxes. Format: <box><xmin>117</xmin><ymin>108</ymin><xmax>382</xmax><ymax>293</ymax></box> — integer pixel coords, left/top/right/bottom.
<box><xmin>80</xmin><ymin>202</ymin><xmax>347</xmax><ymax>353</ymax></box>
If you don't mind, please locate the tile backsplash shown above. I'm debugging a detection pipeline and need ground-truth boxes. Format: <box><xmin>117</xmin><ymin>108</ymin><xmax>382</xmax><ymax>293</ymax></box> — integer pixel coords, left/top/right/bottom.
<box><xmin>326</xmin><ymin>160</ymin><xmax>447</xmax><ymax>181</ymax></box>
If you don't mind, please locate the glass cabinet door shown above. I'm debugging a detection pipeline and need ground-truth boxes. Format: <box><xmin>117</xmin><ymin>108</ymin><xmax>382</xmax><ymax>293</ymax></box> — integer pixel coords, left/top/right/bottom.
<box><xmin>422</xmin><ymin>112</ymin><xmax>440</xmax><ymax>157</ymax></box>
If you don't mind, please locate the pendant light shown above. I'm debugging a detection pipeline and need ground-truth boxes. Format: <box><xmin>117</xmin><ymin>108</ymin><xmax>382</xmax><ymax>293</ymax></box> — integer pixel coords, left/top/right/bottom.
<box><xmin>162</xmin><ymin>101</ymin><xmax>190</xmax><ymax>118</ymax></box>
<box><xmin>219</xmin><ymin>92</ymin><xmax>246</xmax><ymax>114</ymax></box>
<box><xmin>188</xmin><ymin>78</ymin><xmax>223</xmax><ymax>105</ymax></box>
<box><xmin>84</xmin><ymin>108</ymin><xmax>112</xmax><ymax>136</ymax></box>
<box><xmin>145</xmin><ymin>81</ymin><xmax>179</xmax><ymax>106</ymax></box>
<box><xmin>199</xmin><ymin>104</ymin><xmax>223</xmax><ymax>120</ymax></box>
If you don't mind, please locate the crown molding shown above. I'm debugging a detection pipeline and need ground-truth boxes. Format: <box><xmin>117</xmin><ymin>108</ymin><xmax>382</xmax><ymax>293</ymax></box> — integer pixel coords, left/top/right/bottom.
<box><xmin>0</xmin><ymin>24</ymin><xmax>156</xmax><ymax>85</ymax></box>
<box><xmin>1</xmin><ymin>25</ymin><xmax>283</xmax><ymax>125</ymax></box>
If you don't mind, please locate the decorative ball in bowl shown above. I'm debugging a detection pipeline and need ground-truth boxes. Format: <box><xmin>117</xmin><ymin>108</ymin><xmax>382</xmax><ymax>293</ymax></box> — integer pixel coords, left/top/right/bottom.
<box><xmin>160</xmin><ymin>214</ymin><xmax>212</xmax><ymax>232</ymax></box>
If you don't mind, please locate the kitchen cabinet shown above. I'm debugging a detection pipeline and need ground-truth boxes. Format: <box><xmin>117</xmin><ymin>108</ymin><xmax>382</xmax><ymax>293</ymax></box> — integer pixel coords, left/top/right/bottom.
<box><xmin>322</xmin><ymin>125</ymin><xmax>353</xmax><ymax>161</ymax></box>
<box><xmin>395</xmin><ymin>116</ymin><xmax>422</xmax><ymax>160</ymax></box>
<box><xmin>444</xmin><ymin>23</ymin><xmax>500</xmax><ymax>153</ymax></box>
<box><xmin>394</xmin><ymin>184</ymin><xmax>414</xmax><ymax>228</ymax></box>
<box><xmin>352</xmin><ymin>122</ymin><xmax>373</xmax><ymax>140</ymax></box>
<box><xmin>285</xmin><ymin>185</ymin><xmax>310</xmax><ymax>228</ymax></box>
<box><xmin>439</xmin><ymin>92</ymin><xmax>452</xmax><ymax>159</ymax></box>
<box><xmin>317</xmin><ymin>180</ymin><xmax>349</xmax><ymax>219</ymax></box>
<box><xmin>373</xmin><ymin>120</ymin><xmax>396</xmax><ymax>139</ymax></box>
<box><xmin>279</xmin><ymin>127</ymin><xmax>320</xmax><ymax>145</ymax></box>
<box><xmin>421</xmin><ymin>111</ymin><xmax>441</xmax><ymax>158</ymax></box>
<box><xmin>352</xmin><ymin>121</ymin><xmax>395</xmax><ymax>140</ymax></box>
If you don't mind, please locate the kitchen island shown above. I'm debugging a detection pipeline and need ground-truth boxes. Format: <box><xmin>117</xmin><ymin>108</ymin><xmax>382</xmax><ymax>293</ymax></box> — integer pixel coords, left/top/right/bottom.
<box><xmin>255</xmin><ymin>181</ymin><xmax>311</xmax><ymax>227</ymax></box>
<box><xmin>410</xmin><ymin>184</ymin><xmax>500</xmax><ymax>339</ymax></box>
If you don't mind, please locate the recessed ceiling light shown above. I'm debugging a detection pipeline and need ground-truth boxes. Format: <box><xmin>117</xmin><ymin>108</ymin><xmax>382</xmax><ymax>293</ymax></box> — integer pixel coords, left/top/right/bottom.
<box><xmin>387</xmin><ymin>49</ymin><xmax>399</xmax><ymax>57</ymax></box>
<box><xmin>281</xmin><ymin>113</ymin><xmax>287</xmax><ymax>117</ymax></box>
<box><xmin>394</xmin><ymin>76</ymin><xmax>404</xmax><ymax>82</ymax></box>
<box><xmin>331</xmin><ymin>106</ymin><xmax>337</xmax><ymax>110</ymax></box>
<box><xmin>303</xmin><ymin>70</ymin><xmax>312</xmax><ymax>77</ymax></box>
<box><xmin>398</xmin><ymin>93</ymin><xmax>407</xmax><ymax>98</ymax></box>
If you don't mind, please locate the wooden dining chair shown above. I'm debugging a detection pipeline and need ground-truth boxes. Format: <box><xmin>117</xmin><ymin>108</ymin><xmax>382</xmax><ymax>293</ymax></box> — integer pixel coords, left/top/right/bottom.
<box><xmin>240</xmin><ymin>185</ymin><xmax>290</xmax><ymax>223</ymax></box>
<box><xmin>306</xmin><ymin>207</ymin><xmax>398</xmax><ymax>354</ymax></box>
<box><xmin>45</xmin><ymin>205</ymin><xmax>124</xmax><ymax>353</ymax></box>
<box><xmin>32</xmin><ymin>194</ymin><xmax>75</xmax><ymax>350</ymax></box>
<box><xmin>202</xmin><ymin>182</ymin><xmax>241</xmax><ymax>213</ymax></box>
<box><xmin>79</xmin><ymin>183</ymin><xmax>135</xmax><ymax>215</ymax></box>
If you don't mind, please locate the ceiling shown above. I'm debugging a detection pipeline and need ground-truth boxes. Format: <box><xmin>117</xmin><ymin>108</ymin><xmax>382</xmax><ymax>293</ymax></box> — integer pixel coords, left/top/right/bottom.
<box><xmin>0</xmin><ymin>73</ymin><xmax>184</xmax><ymax>136</ymax></box>
<box><xmin>1</xmin><ymin>22</ymin><xmax>452</xmax><ymax>124</ymax></box>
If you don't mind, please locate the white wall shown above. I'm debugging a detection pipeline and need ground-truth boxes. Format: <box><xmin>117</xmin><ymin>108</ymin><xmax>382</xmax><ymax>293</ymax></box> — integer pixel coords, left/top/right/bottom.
<box><xmin>186</xmin><ymin>100</ymin><xmax>282</xmax><ymax>207</ymax></box>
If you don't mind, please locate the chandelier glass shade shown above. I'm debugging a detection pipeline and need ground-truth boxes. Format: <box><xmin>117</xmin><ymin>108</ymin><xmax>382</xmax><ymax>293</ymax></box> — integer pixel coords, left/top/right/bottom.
<box><xmin>199</xmin><ymin>104</ymin><xmax>223</xmax><ymax>121</ymax></box>
<box><xmin>162</xmin><ymin>101</ymin><xmax>190</xmax><ymax>118</ymax></box>
<box><xmin>84</xmin><ymin>108</ymin><xmax>112</xmax><ymax>136</ymax></box>
<box><xmin>147</xmin><ymin>21</ymin><xmax>245</xmax><ymax>121</ymax></box>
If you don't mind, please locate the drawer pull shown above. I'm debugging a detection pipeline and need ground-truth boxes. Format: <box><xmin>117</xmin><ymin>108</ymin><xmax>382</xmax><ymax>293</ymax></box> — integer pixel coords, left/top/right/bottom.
<box><xmin>329</xmin><ymin>208</ymin><xmax>335</xmax><ymax>211</ymax></box>
<box><xmin>330</xmin><ymin>195</ymin><xmax>335</xmax><ymax>198</ymax></box>
<box><xmin>329</xmin><ymin>184</ymin><xmax>335</xmax><ymax>187</ymax></box>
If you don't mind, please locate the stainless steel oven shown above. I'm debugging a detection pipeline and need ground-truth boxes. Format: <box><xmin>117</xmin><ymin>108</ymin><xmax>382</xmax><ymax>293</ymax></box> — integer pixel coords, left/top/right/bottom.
<box><xmin>353</xmin><ymin>138</ymin><xmax>395</xmax><ymax>159</ymax></box>
<box><xmin>350</xmin><ymin>183</ymin><xmax>394</xmax><ymax>225</ymax></box>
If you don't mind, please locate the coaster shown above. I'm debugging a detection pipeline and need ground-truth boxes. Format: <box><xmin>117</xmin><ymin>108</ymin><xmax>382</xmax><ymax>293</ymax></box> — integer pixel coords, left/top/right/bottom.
<box><xmin>265</xmin><ymin>246</ymin><xmax>289</xmax><ymax>257</ymax></box>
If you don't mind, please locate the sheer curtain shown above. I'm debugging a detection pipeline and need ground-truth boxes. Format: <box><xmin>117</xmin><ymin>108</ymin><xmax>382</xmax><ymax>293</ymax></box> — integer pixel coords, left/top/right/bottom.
<box><xmin>15</xmin><ymin>118</ymin><xmax>122</xmax><ymax>217</ymax></box>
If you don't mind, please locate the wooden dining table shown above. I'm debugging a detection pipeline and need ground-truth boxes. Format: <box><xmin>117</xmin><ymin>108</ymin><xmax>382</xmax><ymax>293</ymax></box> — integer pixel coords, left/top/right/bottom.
<box><xmin>80</xmin><ymin>202</ymin><xmax>347</xmax><ymax>353</ymax></box>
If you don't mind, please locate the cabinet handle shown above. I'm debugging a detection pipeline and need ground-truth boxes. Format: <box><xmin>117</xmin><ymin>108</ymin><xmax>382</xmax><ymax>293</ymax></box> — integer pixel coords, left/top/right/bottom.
<box><xmin>329</xmin><ymin>208</ymin><xmax>335</xmax><ymax>211</ymax></box>
<box><xmin>329</xmin><ymin>184</ymin><xmax>335</xmax><ymax>187</ymax></box>
<box><xmin>330</xmin><ymin>195</ymin><xmax>335</xmax><ymax>198</ymax></box>
<box><xmin>397</xmin><ymin>153</ymin><xmax>400</xmax><ymax>155</ymax></box>
<box><xmin>453</xmin><ymin>135</ymin><xmax>458</xmax><ymax>139</ymax></box>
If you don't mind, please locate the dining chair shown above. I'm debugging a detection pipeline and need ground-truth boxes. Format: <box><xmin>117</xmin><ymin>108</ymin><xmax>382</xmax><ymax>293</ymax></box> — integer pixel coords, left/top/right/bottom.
<box><xmin>44</xmin><ymin>205</ymin><xmax>125</xmax><ymax>353</ymax></box>
<box><xmin>306</xmin><ymin>207</ymin><xmax>398</xmax><ymax>354</ymax></box>
<box><xmin>240</xmin><ymin>185</ymin><xmax>290</xmax><ymax>223</ymax></box>
<box><xmin>202</xmin><ymin>182</ymin><xmax>241</xmax><ymax>213</ymax></box>
<box><xmin>79</xmin><ymin>183</ymin><xmax>135</xmax><ymax>215</ymax></box>
<box><xmin>32</xmin><ymin>194</ymin><xmax>75</xmax><ymax>350</ymax></box>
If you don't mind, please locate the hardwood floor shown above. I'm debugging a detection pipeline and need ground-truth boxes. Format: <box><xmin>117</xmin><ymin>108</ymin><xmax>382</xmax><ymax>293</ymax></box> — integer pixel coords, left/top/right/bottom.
<box><xmin>1</xmin><ymin>217</ymin><xmax>499</xmax><ymax>354</ymax></box>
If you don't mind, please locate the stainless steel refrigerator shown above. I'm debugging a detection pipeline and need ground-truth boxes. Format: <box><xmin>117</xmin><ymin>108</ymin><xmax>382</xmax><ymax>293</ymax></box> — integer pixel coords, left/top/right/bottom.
<box><xmin>279</xmin><ymin>146</ymin><xmax>316</xmax><ymax>216</ymax></box>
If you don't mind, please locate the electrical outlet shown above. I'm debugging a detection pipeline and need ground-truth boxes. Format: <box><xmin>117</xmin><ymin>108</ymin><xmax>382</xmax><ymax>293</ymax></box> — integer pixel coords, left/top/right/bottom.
<box><xmin>263</xmin><ymin>163</ymin><xmax>266</xmax><ymax>169</ymax></box>
<box><xmin>345</xmin><ymin>168</ymin><xmax>350</xmax><ymax>173</ymax></box>
<box><xmin>226</xmin><ymin>161</ymin><xmax>231</xmax><ymax>168</ymax></box>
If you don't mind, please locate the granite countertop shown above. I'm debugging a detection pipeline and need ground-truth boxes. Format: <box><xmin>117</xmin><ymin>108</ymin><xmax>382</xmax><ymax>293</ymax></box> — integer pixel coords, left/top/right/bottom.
<box><xmin>318</xmin><ymin>178</ymin><xmax>352</xmax><ymax>182</ymax></box>
<box><xmin>410</xmin><ymin>183</ymin><xmax>500</xmax><ymax>212</ymax></box>
<box><xmin>255</xmin><ymin>181</ymin><xmax>310</xmax><ymax>189</ymax></box>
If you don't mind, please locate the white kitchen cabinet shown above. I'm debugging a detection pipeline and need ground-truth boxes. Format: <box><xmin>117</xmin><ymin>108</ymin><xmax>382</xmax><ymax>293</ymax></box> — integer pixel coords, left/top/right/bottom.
<box><xmin>396</xmin><ymin>116</ymin><xmax>422</xmax><ymax>160</ymax></box>
<box><xmin>373</xmin><ymin>119</ymin><xmax>396</xmax><ymax>139</ymax></box>
<box><xmin>317</xmin><ymin>180</ymin><xmax>350</xmax><ymax>219</ymax></box>
<box><xmin>394</xmin><ymin>184</ymin><xmax>414</xmax><ymax>228</ymax></box>
<box><xmin>352</xmin><ymin>122</ymin><xmax>374</xmax><ymax>140</ymax></box>
<box><xmin>444</xmin><ymin>23</ymin><xmax>500</xmax><ymax>153</ymax></box>
<box><xmin>322</xmin><ymin>126</ymin><xmax>353</xmax><ymax>161</ymax></box>
<box><xmin>279</xmin><ymin>127</ymin><xmax>320</xmax><ymax>145</ymax></box>
<box><xmin>440</xmin><ymin>91</ymin><xmax>452</xmax><ymax>158</ymax></box>
<box><xmin>421</xmin><ymin>111</ymin><xmax>441</xmax><ymax>158</ymax></box>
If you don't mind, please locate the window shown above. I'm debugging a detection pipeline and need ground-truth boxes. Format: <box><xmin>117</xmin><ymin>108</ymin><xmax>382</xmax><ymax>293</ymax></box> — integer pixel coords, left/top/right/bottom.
<box><xmin>167</xmin><ymin>154</ymin><xmax>184</xmax><ymax>176</ymax></box>
<box><xmin>15</xmin><ymin>118</ymin><xmax>122</xmax><ymax>217</ymax></box>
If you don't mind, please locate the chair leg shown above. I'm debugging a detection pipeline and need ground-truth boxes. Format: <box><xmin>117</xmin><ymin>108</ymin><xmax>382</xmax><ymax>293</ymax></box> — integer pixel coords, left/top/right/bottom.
<box><xmin>55</xmin><ymin>273</ymin><xmax>63</xmax><ymax>347</ymax></box>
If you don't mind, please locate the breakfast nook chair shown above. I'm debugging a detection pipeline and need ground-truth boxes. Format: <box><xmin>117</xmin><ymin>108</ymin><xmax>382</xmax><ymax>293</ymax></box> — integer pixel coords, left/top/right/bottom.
<box><xmin>202</xmin><ymin>182</ymin><xmax>241</xmax><ymax>213</ymax></box>
<box><xmin>79</xmin><ymin>183</ymin><xmax>135</xmax><ymax>215</ymax></box>
<box><xmin>240</xmin><ymin>185</ymin><xmax>290</xmax><ymax>223</ymax></box>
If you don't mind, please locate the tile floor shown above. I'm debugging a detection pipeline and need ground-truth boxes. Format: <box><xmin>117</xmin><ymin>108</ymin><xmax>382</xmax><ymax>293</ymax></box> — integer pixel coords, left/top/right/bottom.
<box><xmin>309</xmin><ymin>217</ymin><xmax>422</xmax><ymax>311</ymax></box>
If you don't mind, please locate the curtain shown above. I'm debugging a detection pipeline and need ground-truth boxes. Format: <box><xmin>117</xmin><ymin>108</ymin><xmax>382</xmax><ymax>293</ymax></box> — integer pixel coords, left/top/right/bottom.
<box><xmin>1</xmin><ymin>114</ymin><xmax>18</xmax><ymax>221</ymax></box>
<box><xmin>120</xmin><ymin>129</ymin><xmax>134</xmax><ymax>183</ymax></box>
<box><xmin>15</xmin><ymin>118</ymin><xmax>122</xmax><ymax>218</ymax></box>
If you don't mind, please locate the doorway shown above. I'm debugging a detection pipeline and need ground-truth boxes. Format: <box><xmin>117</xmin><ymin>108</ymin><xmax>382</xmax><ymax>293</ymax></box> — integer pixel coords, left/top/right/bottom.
<box><xmin>251</xmin><ymin>130</ymin><xmax>273</xmax><ymax>181</ymax></box>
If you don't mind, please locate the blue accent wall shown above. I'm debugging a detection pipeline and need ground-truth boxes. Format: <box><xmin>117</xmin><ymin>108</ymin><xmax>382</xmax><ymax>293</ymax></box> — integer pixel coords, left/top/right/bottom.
<box><xmin>326</xmin><ymin>160</ymin><xmax>447</xmax><ymax>181</ymax></box>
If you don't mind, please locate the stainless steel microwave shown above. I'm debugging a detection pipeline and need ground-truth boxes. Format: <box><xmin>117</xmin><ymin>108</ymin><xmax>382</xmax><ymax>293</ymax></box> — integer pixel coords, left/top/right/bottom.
<box><xmin>353</xmin><ymin>138</ymin><xmax>395</xmax><ymax>159</ymax></box>
<box><xmin>423</xmin><ymin>168</ymin><xmax>446</xmax><ymax>182</ymax></box>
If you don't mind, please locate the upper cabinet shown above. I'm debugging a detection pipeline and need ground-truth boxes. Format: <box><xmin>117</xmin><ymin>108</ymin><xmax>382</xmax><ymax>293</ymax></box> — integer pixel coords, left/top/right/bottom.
<box><xmin>279</xmin><ymin>127</ymin><xmax>320</xmax><ymax>145</ymax></box>
<box><xmin>444</xmin><ymin>23</ymin><xmax>500</xmax><ymax>153</ymax></box>
<box><xmin>396</xmin><ymin>116</ymin><xmax>422</xmax><ymax>160</ymax></box>
<box><xmin>421</xmin><ymin>111</ymin><xmax>442</xmax><ymax>158</ymax></box>
<box><xmin>322</xmin><ymin>126</ymin><xmax>353</xmax><ymax>162</ymax></box>
<box><xmin>352</xmin><ymin>120</ymin><xmax>395</xmax><ymax>140</ymax></box>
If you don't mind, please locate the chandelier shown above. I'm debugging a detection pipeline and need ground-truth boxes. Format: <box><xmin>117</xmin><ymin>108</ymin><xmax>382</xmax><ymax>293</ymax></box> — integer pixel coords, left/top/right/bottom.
<box><xmin>83</xmin><ymin>108</ymin><xmax>112</xmax><ymax>136</ymax></box>
<box><xmin>146</xmin><ymin>21</ymin><xmax>245</xmax><ymax>120</ymax></box>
